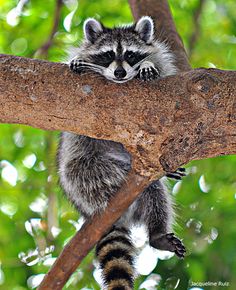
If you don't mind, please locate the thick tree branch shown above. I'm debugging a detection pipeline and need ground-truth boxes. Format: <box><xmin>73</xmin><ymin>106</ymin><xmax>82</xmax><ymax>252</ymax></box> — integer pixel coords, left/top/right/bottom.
<box><xmin>128</xmin><ymin>0</ymin><xmax>191</xmax><ymax>71</ymax></box>
<box><xmin>1</xmin><ymin>54</ymin><xmax>235</xmax><ymax>177</ymax></box>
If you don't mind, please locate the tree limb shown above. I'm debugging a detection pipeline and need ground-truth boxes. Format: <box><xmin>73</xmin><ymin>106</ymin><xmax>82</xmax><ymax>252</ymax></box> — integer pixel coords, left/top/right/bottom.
<box><xmin>128</xmin><ymin>0</ymin><xmax>191</xmax><ymax>71</ymax></box>
<box><xmin>35</xmin><ymin>0</ymin><xmax>63</xmax><ymax>58</ymax></box>
<box><xmin>1</xmin><ymin>54</ymin><xmax>235</xmax><ymax>177</ymax></box>
<box><xmin>38</xmin><ymin>171</ymin><xmax>148</xmax><ymax>289</ymax></box>
<box><xmin>188</xmin><ymin>0</ymin><xmax>206</xmax><ymax>56</ymax></box>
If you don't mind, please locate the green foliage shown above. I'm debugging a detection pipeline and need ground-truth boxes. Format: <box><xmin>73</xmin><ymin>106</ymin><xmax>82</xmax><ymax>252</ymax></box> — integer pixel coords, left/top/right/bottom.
<box><xmin>0</xmin><ymin>0</ymin><xmax>235</xmax><ymax>289</ymax></box>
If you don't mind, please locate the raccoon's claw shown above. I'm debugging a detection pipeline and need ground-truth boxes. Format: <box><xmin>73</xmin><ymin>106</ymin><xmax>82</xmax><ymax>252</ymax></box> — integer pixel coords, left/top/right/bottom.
<box><xmin>166</xmin><ymin>167</ymin><xmax>186</xmax><ymax>180</ymax></box>
<box><xmin>69</xmin><ymin>59</ymin><xmax>85</xmax><ymax>74</ymax></box>
<box><xmin>137</xmin><ymin>61</ymin><xmax>160</xmax><ymax>81</ymax></box>
<box><xmin>150</xmin><ymin>232</ymin><xmax>186</xmax><ymax>259</ymax></box>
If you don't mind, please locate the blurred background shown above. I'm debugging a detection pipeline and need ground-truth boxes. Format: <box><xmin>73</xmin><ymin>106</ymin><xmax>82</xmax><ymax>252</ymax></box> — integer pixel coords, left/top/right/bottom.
<box><xmin>0</xmin><ymin>0</ymin><xmax>236</xmax><ymax>289</ymax></box>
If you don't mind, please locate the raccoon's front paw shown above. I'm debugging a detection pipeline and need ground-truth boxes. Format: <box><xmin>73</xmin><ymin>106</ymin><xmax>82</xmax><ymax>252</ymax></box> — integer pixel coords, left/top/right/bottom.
<box><xmin>69</xmin><ymin>59</ymin><xmax>85</xmax><ymax>74</ymax></box>
<box><xmin>150</xmin><ymin>232</ymin><xmax>186</xmax><ymax>259</ymax></box>
<box><xmin>137</xmin><ymin>61</ymin><xmax>160</xmax><ymax>81</ymax></box>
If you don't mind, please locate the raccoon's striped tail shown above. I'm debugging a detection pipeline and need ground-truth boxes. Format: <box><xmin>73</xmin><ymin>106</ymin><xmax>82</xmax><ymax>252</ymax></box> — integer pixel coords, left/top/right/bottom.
<box><xmin>96</xmin><ymin>225</ymin><xmax>135</xmax><ymax>290</ymax></box>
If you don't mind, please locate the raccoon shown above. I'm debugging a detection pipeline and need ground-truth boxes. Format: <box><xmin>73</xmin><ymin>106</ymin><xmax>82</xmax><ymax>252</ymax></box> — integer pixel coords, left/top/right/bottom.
<box><xmin>69</xmin><ymin>16</ymin><xmax>178</xmax><ymax>82</ymax></box>
<box><xmin>57</xmin><ymin>16</ymin><xmax>186</xmax><ymax>290</ymax></box>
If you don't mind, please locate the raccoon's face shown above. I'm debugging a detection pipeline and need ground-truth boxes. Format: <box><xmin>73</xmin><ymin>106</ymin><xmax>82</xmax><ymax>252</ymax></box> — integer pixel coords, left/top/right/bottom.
<box><xmin>78</xmin><ymin>16</ymin><xmax>155</xmax><ymax>83</ymax></box>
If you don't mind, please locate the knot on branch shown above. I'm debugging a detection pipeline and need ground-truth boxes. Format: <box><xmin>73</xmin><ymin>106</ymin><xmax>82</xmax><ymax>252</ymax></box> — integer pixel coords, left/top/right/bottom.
<box><xmin>187</xmin><ymin>69</ymin><xmax>221</xmax><ymax>97</ymax></box>
<box><xmin>159</xmin><ymin>135</ymin><xmax>192</xmax><ymax>173</ymax></box>
<box><xmin>186</xmin><ymin>69</ymin><xmax>228</xmax><ymax>110</ymax></box>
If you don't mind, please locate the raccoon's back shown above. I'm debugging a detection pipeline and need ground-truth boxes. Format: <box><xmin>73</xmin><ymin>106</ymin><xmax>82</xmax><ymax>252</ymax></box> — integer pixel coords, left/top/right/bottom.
<box><xmin>57</xmin><ymin>132</ymin><xmax>131</xmax><ymax>216</ymax></box>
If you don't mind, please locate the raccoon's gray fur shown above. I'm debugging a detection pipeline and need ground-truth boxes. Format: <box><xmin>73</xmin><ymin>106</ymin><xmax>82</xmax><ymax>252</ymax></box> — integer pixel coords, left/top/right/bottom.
<box><xmin>57</xmin><ymin>16</ymin><xmax>186</xmax><ymax>290</ymax></box>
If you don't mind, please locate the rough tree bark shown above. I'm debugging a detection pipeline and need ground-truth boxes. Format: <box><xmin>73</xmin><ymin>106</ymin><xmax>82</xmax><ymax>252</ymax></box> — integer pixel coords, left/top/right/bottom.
<box><xmin>0</xmin><ymin>55</ymin><xmax>235</xmax><ymax>176</ymax></box>
<box><xmin>0</xmin><ymin>0</ymin><xmax>235</xmax><ymax>289</ymax></box>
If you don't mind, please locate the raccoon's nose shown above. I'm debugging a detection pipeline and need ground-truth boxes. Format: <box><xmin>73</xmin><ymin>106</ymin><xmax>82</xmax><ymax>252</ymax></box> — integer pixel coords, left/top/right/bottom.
<box><xmin>114</xmin><ymin>66</ymin><xmax>127</xmax><ymax>79</ymax></box>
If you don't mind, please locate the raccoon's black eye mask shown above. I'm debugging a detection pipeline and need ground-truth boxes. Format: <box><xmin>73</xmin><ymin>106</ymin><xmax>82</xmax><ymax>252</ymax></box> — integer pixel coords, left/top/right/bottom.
<box><xmin>90</xmin><ymin>50</ymin><xmax>116</xmax><ymax>67</ymax></box>
<box><xmin>90</xmin><ymin>49</ymin><xmax>149</xmax><ymax>68</ymax></box>
<box><xmin>124</xmin><ymin>50</ymin><xmax>148</xmax><ymax>66</ymax></box>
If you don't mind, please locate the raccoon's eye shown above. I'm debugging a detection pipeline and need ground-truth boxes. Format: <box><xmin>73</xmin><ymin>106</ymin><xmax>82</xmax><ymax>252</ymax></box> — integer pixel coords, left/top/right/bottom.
<box><xmin>125</xmin><ymin>51</ymin><xmax>135</xmax><ymax>61</ymax></box>
<box><xmin>91</xmin><ymin>51</ymin><xmax>115</xmax><ymax>67</ymax></box>
<box><xmin>124</xmin><ymin>50</ymin><xmax>148</xmax><ymax>66</ymax></box>
<box><xmin>124</xmin><ymin>51</ymin><xmax>140</xmax><ymax>65</ymax></box>
<box><xmin>102</xmin><ymin>51</ymin><xmax>115</xmax><ymax>60</ymax></box>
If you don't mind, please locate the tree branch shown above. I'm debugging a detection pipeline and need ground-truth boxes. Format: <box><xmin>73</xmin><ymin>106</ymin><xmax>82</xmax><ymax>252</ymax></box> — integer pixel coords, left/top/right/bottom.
<box><xmin>128</xmin><ymin>0</ymin><xmax>191</xmax><ymax>71</ymax></box>
<box><xmin>1</xmin><ymin>54</ymin><xmax>235</xmax><ymax>177</ymax></box>
<box><xmin>35</xmin><ymin>0</ymin><xmax>63</xmax><ymax>58</ymax></box>
<box><xmin>38</xmin><ymin>171</ymin><xmax>148</xmax><ymax>289</ymax></box>
<box><xmin>188</xmin><ymin>0</ymin><xmax>206</xmax><ymax>56</ymax></box>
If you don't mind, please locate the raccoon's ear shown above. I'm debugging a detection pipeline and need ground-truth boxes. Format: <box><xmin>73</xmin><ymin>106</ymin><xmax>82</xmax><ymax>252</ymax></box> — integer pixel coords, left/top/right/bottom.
<box><xmin>134</xmin><ymin>16</ymin><xmax>154</xmax><ymax>43</ymax></box>
<box><xmin>83</xmin><ymin>18</ymin><xmax>103</xmax><ymax>43</ymax></box>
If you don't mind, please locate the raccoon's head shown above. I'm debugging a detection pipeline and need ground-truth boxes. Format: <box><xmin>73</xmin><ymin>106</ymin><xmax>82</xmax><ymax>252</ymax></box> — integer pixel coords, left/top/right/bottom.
<box><xmin>76</xmin><ymin>16</ymin><xmax>157</xmax><ymax>83</ymax></box>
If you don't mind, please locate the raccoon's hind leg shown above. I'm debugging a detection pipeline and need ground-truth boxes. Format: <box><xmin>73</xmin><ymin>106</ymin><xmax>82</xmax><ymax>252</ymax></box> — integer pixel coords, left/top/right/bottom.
<box><xmin>132</xmin><ymin>180</ymin><xmax>186</xmax><ymax>259</ymax></box>
<box><xmin>96</xmin><ymin>225</ymin><xmax>135</xmax><ymax>290</ymax></box>
<box><xmin>149</xmin><ymin>232</ymin><xmax>186</xmax><ymax>259</ymax></box>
